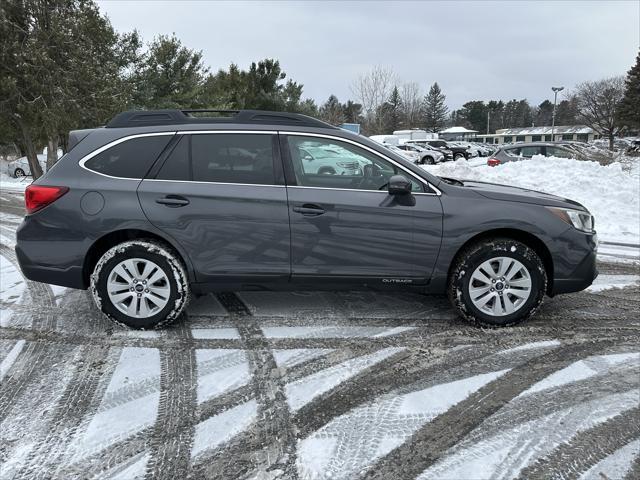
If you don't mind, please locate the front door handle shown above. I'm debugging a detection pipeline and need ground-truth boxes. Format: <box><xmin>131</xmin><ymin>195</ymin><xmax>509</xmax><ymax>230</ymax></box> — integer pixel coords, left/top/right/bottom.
<box><xmin>293</xmin><ymin>204</ymin><xmax>325</xmax><ymax>216</ymax></box>
<box><xmin>156</xmin><ymin>195</ymin><xmax>190</xmax><ymax>207</ymax></box>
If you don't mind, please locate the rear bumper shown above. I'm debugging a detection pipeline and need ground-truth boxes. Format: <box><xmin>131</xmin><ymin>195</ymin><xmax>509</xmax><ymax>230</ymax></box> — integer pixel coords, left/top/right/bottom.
<box><xmin>15</xmin><ymin>243</ymin><xmax>87</xmax><ymax>289</ymax></box>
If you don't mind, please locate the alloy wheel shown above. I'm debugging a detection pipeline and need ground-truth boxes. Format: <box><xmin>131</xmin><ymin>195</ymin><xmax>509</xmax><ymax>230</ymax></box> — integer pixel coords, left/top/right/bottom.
<box><xmin>468</xmin><ymin>256</ymin><xmax>532</xmax><ymax>316</ymax></box>
<box><xmin>107</xmin><ymin>258</ymin><xmax>171</xmax><ymax>318</ymax></box>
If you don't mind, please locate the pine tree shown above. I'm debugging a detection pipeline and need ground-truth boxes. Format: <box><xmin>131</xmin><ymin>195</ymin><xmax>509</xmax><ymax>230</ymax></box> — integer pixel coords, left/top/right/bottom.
<box><xmin>422</xmin><ymin>83</ymin><xmax>448</xmax><ymax>132</ymax></box>
<box><xmin>386</xmin><ymin>86</ymin><xmax>403</xmax><ymax>131</ymax></box>
<box><xmin>132</xmin><ymin>34</ymin><xmax>208</xmax><ymax>109</ymax></box>
<box><xmin>319</xmin><ymin>95</ymin><xmax>345</xmax><ymax>125</ymax></box>
<box><xmin>0</xmin><ymin>0</ymin><xmax>140</xmax><ymax>178</ymax></box>
<box><xmin>342</xmin><ymin>100</ymin><xmax>363</xmax><ymax>124</ymax></box>
<box><xmin>618</xmin><ymin>51</ymin><xmax>640</xmax><ymax>130</ymax></box>
<box><xmin>536</xmin><ymin>100</ymin><xmax>554</xmax><ymax>126</ymax></box>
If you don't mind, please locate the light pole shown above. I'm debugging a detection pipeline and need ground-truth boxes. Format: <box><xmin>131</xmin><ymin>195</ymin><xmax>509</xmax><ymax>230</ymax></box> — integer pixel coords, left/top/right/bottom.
<box><xmin>486</xmin><ymin>110</ymin><xmax>490</xmax><ymax>135</ymax></box>
<box><xmin>551</xmin><ymin>86</ymin><xmax>564</xmax><ymax>142</ymax></box>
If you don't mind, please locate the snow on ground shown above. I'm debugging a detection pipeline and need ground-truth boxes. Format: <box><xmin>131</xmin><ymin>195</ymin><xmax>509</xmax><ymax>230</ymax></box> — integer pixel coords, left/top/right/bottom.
<box><xmin>0</xmin><ymin>173</ymin><xmax>31</xmax><ymax>193</ymax></box>
<box><xmin>285</xmin><ymin>347</ymin><xmax>403</xmax><ymax>412</ymax></box>
<box><xmin>424</xmin><ymin>156</ymin><xmax>640</xmax><ymax>244</ymax></box>
<box><xmin>0</xmin><ymin>253</ymin><xmax>25</xmax><ymax>326</ymax></box>
<box><xmin>586</xmin><ymin>274</ymin><xmax>640</xmax><ymax>292</ymax></box>
<box><xmin>297</xmin><ymin>369</ymin><xmax>509</xmax><ymax>480</ymax></box>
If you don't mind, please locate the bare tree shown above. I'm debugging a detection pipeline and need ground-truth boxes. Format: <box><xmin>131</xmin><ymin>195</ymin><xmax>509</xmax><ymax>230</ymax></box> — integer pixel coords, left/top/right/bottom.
<box><xmin>400</xmin><ymin>82</ymin><xmax>422</xmax><ymax>128</ymax></box>
<box><xmin>351</xmin><ymin>66</ymin><xmax>397</xmax><ymax>133</ymax></box>
<box><xmin>574</xmin><ymin>76</ymin><xmax>625</xmax><ymax>150</ymax></box>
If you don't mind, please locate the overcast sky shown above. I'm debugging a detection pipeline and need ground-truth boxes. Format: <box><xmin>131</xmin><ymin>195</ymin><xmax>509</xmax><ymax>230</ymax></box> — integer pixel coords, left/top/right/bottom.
<box><xmin>97</xmin><ymin>0</ymin><xmax>639</xmax><ymax>109</ymax></box>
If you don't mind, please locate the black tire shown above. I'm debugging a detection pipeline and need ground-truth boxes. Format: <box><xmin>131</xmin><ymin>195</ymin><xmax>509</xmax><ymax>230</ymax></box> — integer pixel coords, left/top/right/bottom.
<box><xmin>318</xmin><ymin>167</ymin><xmax>336</xmax><ymax>175</ymax></box>
<box><xmin>454</xmin><ymin>153</ymin><xmax>465</xmax><ymax>161</ymax></box>
<box><xmin>447</xmin><ymin>238</ymin><xmax>547</xmax><ymax>327</ymax></box>
<box><xmin>423</xmin><ymin>156</ymin><xmax>435</xmax><ymax>165</ymax></box>
<box><xmin>14</xmin><ymin>168</ymin><xmax>25</xmax><ymax>178</ymax></box>
<box><xmin>90</xmin><ymin>239</ymin><xmax>190</xmax><ymax>329</ymax></box>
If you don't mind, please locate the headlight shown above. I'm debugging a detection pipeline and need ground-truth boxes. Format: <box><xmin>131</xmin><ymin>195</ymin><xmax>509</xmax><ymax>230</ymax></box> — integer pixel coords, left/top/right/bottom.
<box><xmin>546</xmin><ymin>207</ymin><xmax>594</xmax><ymax>233</ymax></box>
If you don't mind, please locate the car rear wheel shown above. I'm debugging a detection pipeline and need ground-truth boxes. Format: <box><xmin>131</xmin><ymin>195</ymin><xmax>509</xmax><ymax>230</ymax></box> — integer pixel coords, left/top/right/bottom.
<box><xmin>90</xmin><ymin>239</ymin><xmax>190</xmax><ymax>329</ymax></box>
<box><xmin>14</xmin><ymin>168</ymin><xmax>25</xmax><ymax>178</ymax></box>
<box><xmin>448</xmin><ymin>238</ymin><xmax>546</xmax><ymax>327</ymax></box>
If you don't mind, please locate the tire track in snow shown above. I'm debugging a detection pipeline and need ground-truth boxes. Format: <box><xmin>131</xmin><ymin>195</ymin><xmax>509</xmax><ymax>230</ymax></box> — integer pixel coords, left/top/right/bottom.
<box><xmin>0</xmin><ymin>244</ymin><xmax>57</xmax><ymax>423</ymax></box>
<box><xmin>198</xmin><ymin>292</ymin><xmax>299</xmax><ymax>479</ymax></box>
<box><xmin>145</xmin><ymin>319</ymin><xmax>198</xmax><ymax>480</ymax></box>
<box><xmin>14</xmin><ymin>344</ymin><xmax>112</xmax><ymax>479</ymax></box>
<box><xmin>517</xmin><ymin>406</ymin><xmax>640</xmax><ymax>479</ymax></box>
<box><xmin>624</xmin><ymin>453</ymin><xmax>640</xmax><ymax>480</ymax></box>
<box><xmin>463</xmin><ymin>364</ymin><xmax>640</xmax><ymax>446</ymax></box>
<box><xmin>363</xmin><ymin>340</ymin><xmax>619</xmax><ymax>480</ymax></box>
<box><xmin>58</xmin><ymin>341</ymin><xmax>367</xmax><ymax>478</ymax></box>
<box><xmin>293</xmin><ymin>344</ymin><xmax>492</xmax><ymax>438</ymax></box>
<box><xmin>59</xmin><ymin>430</ymin><xmax>148</xmax><ymax>478</ymax></box>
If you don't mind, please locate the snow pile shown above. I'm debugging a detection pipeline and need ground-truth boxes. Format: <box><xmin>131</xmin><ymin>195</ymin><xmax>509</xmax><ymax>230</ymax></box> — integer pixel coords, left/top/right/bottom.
<box><xmin>424</xmin><ymin>157</ymin><xmax>640</xmax><ymax>243</ymax></box>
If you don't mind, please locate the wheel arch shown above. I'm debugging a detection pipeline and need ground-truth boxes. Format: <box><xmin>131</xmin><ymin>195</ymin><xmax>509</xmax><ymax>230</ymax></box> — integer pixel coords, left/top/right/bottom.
<box><xmin>448</xmin><ymin>228</ymin><xmax>554</xmax><ymax>294</ymax></box>
<box><xmin>82</xmin><ymin>229</ymin><xmax>194</xmax><ymax>288</ymax></box>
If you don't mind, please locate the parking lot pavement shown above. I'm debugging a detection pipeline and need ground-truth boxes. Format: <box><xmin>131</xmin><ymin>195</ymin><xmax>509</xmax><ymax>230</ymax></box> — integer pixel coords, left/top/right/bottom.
<box><xmin>1</xmin><ymin>191</ymin><xmax>639</xmax><ymax>479</ymax></box>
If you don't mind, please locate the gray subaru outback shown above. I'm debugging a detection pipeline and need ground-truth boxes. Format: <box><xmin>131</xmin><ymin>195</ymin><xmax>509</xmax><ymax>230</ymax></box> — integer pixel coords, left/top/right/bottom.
<box><xmin>15</xmin><ymin>110</ymin><xmax>598</xmax><ymax>329</ymax></box>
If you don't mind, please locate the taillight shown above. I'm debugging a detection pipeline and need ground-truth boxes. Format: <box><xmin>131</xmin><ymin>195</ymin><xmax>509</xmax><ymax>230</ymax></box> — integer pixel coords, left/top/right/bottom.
<box><xmin>25</xmin><ymin>185</ymin><xmax>69</xmax><ymax>214</ymax></box>
<box><xmin>487</xmin><ymin>158</ymin><xmax>501</xmax><ymax>167</ymax></box>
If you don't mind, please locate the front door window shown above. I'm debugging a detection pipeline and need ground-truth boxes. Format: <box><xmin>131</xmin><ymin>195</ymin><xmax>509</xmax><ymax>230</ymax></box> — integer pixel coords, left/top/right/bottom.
<box><xmin>287</xmin><ymin>136</ymin><xmax>423</xmax><ymax>192</ymax></box>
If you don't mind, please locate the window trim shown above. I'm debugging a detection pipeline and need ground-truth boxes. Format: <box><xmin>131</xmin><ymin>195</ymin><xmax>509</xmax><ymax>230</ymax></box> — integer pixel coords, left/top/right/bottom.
<box><xmin>79</xmin><ymin>132</ymin><xmax>176</xmax><ymax>180</ymax></box>
<box><xmin>78</xmin><ymin>130</ymin><xmax>441</xmax><ymax>195</ymax></box>
<box><xmin>280</xmin><ymin>131</ymin><xmax>441</xmax><ymax>196</ymax></box>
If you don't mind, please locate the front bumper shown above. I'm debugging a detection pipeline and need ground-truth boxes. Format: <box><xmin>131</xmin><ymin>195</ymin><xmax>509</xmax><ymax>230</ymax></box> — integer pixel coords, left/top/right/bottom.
<box><xmin>550</xmin><ymin>232</ymin><xmax>598</xmax><ymax>295</ymax></box>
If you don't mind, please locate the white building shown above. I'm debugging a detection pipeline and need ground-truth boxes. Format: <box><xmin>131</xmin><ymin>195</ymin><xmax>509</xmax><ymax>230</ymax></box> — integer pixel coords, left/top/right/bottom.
<box><xmin>475</xmin><ymin>125</ymin><xmax>598</xmax><ymax>144</ymax></box>
<box><xmin>438</xmin><ymin>126</ymin><xmax>478</xmax><ymax>141</ymax></box>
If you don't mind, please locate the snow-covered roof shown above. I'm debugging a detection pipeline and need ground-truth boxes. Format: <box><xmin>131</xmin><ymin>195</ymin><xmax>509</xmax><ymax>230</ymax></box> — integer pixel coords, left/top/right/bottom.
<box><xmin>495</xmin><ymin>125</ymin><xmax>593</xmax><ymax>136</ymax></box>
<box><xmin>439</xmin><ymin>126</ymin><xmax>478</xmax><ymax>133</ymax></box>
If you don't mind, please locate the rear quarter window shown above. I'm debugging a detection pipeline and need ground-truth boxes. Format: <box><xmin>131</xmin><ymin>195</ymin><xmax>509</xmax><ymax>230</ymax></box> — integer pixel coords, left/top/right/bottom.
<box><xmin>84</xmin><ymin>135</ymin><xmax>173</xmax><ymax>179</ymax></box>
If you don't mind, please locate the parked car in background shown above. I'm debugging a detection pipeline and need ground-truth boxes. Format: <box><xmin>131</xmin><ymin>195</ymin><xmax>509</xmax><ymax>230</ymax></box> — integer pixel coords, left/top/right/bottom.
<box><xmin>449</xmin><ymin>141</ymin><xmax>480</xmax><ymax>158</ymax></box>
<box><xmin>384</xmin><ymin>144</ymin><xmax>421</xmax><ymax>164</ymax></box>
<box><xmin>396</xmin><ymin>143</ymin><xmax>445</xmax><ymax>164</ymax></box>
<box><xmin>7</xmin><ymin>154</ymin><xmax>47</xmax><ymax>178</ymax></box>
<box><xmin>408</xmin><ymin>139</ymin><xmax>469</xmax><ymax>160</ymax></box>
<box><xmin>297</xmin><ymin>144</ymin><xmax>363</xmax><ymax>175</ymax></box>
<box><xmin>487</xmin><ymin>142</ymin><xmax>586</xmax><ymax>166</ymax></box>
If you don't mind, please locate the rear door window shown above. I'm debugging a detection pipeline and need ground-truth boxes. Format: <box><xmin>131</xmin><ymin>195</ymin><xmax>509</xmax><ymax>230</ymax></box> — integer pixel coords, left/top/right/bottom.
<box><xmin>84</xmin><ymin>135</ymin><xmax>173</xmax><ymax>179</ymax></box>
<box><xmin>520</xmin><ymin>146</ymin><xmax>543</xmax><ymax>157</ymax></box>
<box><xmin>191</xmin><ymin>133</ymin><xmax>275</xmax><ymax>185</ymax></box>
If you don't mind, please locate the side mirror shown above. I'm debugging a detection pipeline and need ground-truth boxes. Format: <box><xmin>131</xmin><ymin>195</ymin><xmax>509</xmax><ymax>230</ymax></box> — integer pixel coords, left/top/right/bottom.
<box><xmin>388</xmin><ymin>175</ymin><xmax>412</xmax><ymax>195</ymax></box>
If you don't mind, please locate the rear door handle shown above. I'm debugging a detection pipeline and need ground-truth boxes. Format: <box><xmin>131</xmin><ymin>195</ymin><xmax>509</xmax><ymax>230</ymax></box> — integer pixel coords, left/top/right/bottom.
<box><xmin>293</xmin><ymin>204</ymin><xmax>325</xmax><ymax>216</ymax></box>
<box><xmin>156</xmin><ymin>195</ymin><xmax>190</xmax><ymax>207</ymax></box>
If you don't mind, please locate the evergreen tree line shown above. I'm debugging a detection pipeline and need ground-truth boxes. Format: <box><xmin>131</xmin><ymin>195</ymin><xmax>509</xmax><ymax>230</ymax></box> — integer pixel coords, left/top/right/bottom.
<box><xmin>0</xmin><ymin>1</ymin><xmax>318</xmax><ymax>176</ymax></box>
<box><xmin>1</xmin><ymin>1</ymin><xmax>638</xmax><ymax>177</ymax></box>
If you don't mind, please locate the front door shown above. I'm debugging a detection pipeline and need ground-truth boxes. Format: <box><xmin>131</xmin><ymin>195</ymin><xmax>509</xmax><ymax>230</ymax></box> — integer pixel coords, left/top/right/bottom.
<box><xmin>282</xmin><ymin>134</ymin><xmax>443</xmax><ymax>283</ymax></box>
<box><xmin>137</xmin><ymin>131</ymin><xmax>290</xmax><ymax>283</ymax></box>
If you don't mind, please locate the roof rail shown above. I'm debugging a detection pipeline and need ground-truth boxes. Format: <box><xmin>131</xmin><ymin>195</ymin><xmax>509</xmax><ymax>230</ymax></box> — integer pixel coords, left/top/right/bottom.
<box><xmin>105</xmin><ymin>109</ymin><xmax>339</xmax><ymax>130</ymax></box>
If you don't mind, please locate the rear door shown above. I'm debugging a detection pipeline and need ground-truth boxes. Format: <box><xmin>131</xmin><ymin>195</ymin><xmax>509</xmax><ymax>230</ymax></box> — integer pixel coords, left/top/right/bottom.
<box><xmin>282</xmin><ymin>133</ymin><xmax>443</xmax><ymax>282</ymax></box>
<box><xmin>137</xmin><ymin>131</ymin><xmax>291</xmax><ymax>284</ymax></box>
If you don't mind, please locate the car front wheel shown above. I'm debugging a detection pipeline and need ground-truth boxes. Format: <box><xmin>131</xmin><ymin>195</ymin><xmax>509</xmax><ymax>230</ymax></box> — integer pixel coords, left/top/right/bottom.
<box><xmin>90</xmin><ymin>239</ymin><xmax>190</xmax><ymax>329</ymax></box>
<box><xmin>14</xmin><ymin>168</ymin><xmax>25</xmax><ymax>177</ymax></box>
<box><xmin>448</xmin><ymin>238</ymin><xmax>547</xmax><ymax>327</ymax></box>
